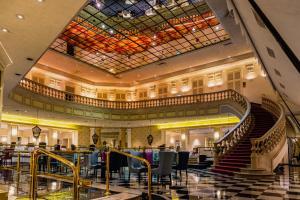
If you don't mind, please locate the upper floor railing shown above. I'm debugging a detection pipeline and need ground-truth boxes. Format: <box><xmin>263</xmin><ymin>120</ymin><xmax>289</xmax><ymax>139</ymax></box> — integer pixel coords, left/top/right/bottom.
<box><xmin>19</xmin><ymin>78</ymin><xmax>246</xmax><ymax>110</ymax></box>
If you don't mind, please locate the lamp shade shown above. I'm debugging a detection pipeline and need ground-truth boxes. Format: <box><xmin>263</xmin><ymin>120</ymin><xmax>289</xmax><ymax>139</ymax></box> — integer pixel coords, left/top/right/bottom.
<box><xmin>32</xmin><ymin>125</ymin><xmax>41</xmax><ymax>139</ymax></box>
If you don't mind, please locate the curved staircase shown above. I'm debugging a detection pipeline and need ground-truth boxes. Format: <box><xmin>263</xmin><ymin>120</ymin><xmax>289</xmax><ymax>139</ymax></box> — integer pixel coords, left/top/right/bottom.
<box><xmin>212</xmin><ymin>103</ymin><xmax>276</xmax><ymax>175</ymax></box>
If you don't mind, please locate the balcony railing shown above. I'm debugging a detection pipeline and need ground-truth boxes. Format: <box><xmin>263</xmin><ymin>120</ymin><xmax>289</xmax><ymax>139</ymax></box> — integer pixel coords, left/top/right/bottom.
<box><xmin>19</xmin><ymin>78</ymin><xmax>247</xmax><ymax>110</ymax></box>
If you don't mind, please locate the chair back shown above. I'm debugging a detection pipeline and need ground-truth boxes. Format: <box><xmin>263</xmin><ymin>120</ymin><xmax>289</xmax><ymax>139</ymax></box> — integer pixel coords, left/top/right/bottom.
<box><xmin>199</xmin><ymin>155</ymin><xmax>207</xmax><ymax>162</ymax></box>
<box><xmin>176</xmin><ymin>151</ymin><xmax>189</xmax><ymax>170</ymax></box>
<box><xmin>109</xmin><ymin>152</ymin><xmax>121</xmax><ymax>172</ymax></box>
<box><xmin>3</xmin><ymin>148</ymin><xmax>14</xmax><ymax>159</ymax></box>
<box><xmin>119</xmin><ymin>153</ymin><xmax>128</xmax><ymax>167</ymax></box>
<box><xmin>90</xmin><ymin>151</ymin><xmax>99</xmax><ymax>166</ymax></box>
<box><xmin>127</xmin><ymin>151</ymin><xmax>143</xmax><ymax>169</ymax></box>
<box><xmin>158</xmin><ymin>151</ymin><xmax>175</xmax><ymax>176</ymax></box>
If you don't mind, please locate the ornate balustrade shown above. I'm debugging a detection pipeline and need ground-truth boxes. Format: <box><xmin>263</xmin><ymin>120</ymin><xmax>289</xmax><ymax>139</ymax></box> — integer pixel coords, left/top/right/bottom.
<box><xmin>19</xmin><ymin>78</ymin><xmax>246</xmax><ymax>110</ymax></box>
<box><xmin>250</xmin><ymin>97</ymin><xmax>286</xmax><ymax>171</ymax></box>
<box><xmin>214</xmin><ymin>92</ymin><xmax>251</xmax><ymax>163</ymax></box>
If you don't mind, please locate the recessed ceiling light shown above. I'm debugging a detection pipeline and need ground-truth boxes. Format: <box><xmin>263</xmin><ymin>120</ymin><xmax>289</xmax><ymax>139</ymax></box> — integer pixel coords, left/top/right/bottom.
<box><xmin>101</xmin><ymin>23</ymin><xmax>106</xmax><ymax>29</ymax></box>
<box><xmin>37</xmin><ymin>0</ymin><xmax>45</xmax><ymax>2</ymax></box>
<box><xmin>1</xmin><ymin>28</ymin><xmax>9</xmax><ymax>33</ymax></box>
<box><xmin>215</xmin><ymin>26</ymin><xmax>220</xmax><ymax>30</ymax></box>
<box><xmin>96</xmin><ymin>52</ymin><xmax>100</xmax><ymax>56</ymax></box>
<box><xmin>192</xmin><ymin>27</ymin><xmax>196</xmax><ymax>32</ymax></box>
<box><xmin>16</xmin><ymin>14</ymin><xmax>25</xmax><ymax>20</ymax></box>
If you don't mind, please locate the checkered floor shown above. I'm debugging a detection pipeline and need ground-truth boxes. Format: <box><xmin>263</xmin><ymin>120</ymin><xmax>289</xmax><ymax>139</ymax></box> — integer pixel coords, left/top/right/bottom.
<box><xmin>2</xmin><ymin>166</ymin><xmax>300</xmax><ymax>199</ymax></box>
<box><xmin>101</xmin><ymin>166</ymin><xmax>300</xmax><ymax>200</ymax></box>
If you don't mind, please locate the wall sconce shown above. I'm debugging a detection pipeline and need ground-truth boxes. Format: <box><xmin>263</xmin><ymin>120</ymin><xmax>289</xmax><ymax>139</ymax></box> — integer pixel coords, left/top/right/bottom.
<box><xmin>53</xmin><ymin>131</ymin><xmax>58</xmax><ymax>139</ymax></box>
<box><xmin>1</xmin><ymin>137</ymin><xmax>7</xmax><ymax>143</ymax></box>
<box><xmin>149</xmin><ymin>91</ymin><xmax>156</xmax><ymax>98</ymax></box>
<box><xmin>108</xmin><ymin>93</ymin><xmax>115</xmax><ymax>101</ymax></box>
<box><xmin>170</xmin><ymin>87</ymin><xmax>178</xmax><ymax>94</ymax></box>
<box><xmin>192</xmin><ymin>139</ymin><xmax>200</xmax><ymax>147</ymax></box>
<box><xmin>170</xmin><ymin>137</ymin><xmax>175</xmax><ymax>144</ymax></box>
<box><xmin>181</xmin><ymin>134</ymin><xmax>186</xmax><ymax>140</ymax></box>
<box><xmin>181</xmin><ymin>85</ymin><xmax>190</xmax><ymax>92</ymax></box>
<box><xmin>214</xmin><ymin>131</ymin><xmax>220</xmax><ymax>140</ymax></box>
<box><xmin>11</xmin><ymin>126</ymin><xmax>18</xmax><ymax>137</ymax></box>
<box><xmin>245</xmin><ymin>72</ymin><xmax>257</xmax><ymax>80</ymax></box>
<box><xmin>261</xmin><ymin>69</ymin><xmax>267</xmax><ymax>77</ymax></box>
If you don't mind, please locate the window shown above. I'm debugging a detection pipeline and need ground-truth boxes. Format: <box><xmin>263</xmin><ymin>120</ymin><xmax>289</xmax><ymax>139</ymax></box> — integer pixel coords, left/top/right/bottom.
<box><xmin>49</xmin><ymin>78</ymin><xmax>61</xmax><ymax>89</ymax></box>
<box><xmin>97</xmin><ymin>92</ymin><xmax>107</xmax><ymax>100</ymax></box>
<box><xmin>138</xmin><ymin>90</ymin><xmax>148</xmax><ymax>100</ymax></box>
<box><xmin>32</xmin><ymin>75</ymin><xmax>45</xmax><ymax>84</ymax></box>
<box><xmin>207</xmin><ymin>71</ymin><xmax>223</xmax><ymax>87</ymax></box>
<box><xmin>116</xmin><ymin>93</ymin><xmax>126</xmax><ymax>101</ymax></box>
<box><xmin>158</xmin><ymin>85</ymin><xmax>168</xmax><ymax>98</ymax></box>
<box><xmin>227</xmin><ymin>69</ymin><xmax>241</xmax><ymax>92</ymax></box>
<box><xmin>192</xmin><ymin>78</ymin><xmax>204</xmax><ymax>94</ymax></box>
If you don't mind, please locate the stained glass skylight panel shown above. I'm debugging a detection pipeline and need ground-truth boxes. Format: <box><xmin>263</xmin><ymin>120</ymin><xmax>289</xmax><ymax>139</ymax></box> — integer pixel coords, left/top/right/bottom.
<box><xmin>50</xmin><ymin>0</ymin><xmax>230</xmax><ymax>74</ymax></box>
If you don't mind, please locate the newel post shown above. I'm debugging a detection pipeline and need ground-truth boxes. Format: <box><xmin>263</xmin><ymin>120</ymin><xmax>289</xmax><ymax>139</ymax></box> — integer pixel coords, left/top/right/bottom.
<box><xmin>213</xmin><ymin>143</ymin><xmax>220</xmax><ymax>166</ymax></box>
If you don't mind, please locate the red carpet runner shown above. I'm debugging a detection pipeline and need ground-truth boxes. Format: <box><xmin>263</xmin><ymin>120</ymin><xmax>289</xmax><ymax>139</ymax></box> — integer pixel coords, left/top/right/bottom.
<box><xmin>212</xmin><ymin>103</ymin><xmax>276</xmax><ymax>175</ymax></box>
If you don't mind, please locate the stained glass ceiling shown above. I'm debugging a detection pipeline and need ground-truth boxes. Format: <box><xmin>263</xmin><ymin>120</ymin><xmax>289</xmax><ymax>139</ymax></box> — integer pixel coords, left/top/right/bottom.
<box><xmin>50</xmin><ymin>0</ymin><xmax>230</xmax><ymax>74</ymax></box>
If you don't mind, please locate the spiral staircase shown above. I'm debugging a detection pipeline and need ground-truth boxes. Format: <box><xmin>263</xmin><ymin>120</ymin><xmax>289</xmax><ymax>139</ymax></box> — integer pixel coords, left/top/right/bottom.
<box><xmin>213</xmin><ymin>95</ymin><xmax>287</xmax><ymax>177</ymax></box>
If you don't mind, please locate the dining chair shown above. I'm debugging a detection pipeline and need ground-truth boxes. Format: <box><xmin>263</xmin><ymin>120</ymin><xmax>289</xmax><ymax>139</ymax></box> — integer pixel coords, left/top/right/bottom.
<box><xmin>152</xmin><ymin>151</ymin><xmax>175</xmax><ymax>185</ymax></box>
<box><xmin>127</xmin><ymin>151</ymin><xmax>146</xmax><ymax>182</ymax></box>
<box><xmin>173</xmin><ymin>151</ymin><xmax>190</xmax><ymax>179</ymax></box>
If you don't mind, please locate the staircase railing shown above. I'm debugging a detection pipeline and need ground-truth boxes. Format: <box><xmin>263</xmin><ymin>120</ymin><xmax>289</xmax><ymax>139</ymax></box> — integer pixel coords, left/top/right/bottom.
<box><xmin>30</xmin><ymin>149</ymin><xmax>80</xmax><ymax>200</ymax></box>
<box><xmin>214</xmin><ymin>93</ymin><xmax>252</xmax><ymax>164</ymax></box>
<box><xmin>19</xmin><ymin>78</ymin><xmax>245</xmax><ymax>110</ymax></box>
<box><xmin>250</xmin><ymin>97</ymin><xmax>287</xmax><ymax>171</ymax></box>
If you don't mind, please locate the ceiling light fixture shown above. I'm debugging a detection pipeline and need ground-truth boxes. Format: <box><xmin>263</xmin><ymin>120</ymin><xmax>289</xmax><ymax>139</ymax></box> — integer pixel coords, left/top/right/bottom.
<box><xmin>37</xmin><ymin>0</ymin><xmax>45</xmax><ymax>2</ymax></box>
<box><xmin>192</xmin><ymin>27</ymin><xmax>196</xmax><ymax>32</ymax></box>
<box><xmin>101</xmin><ymin>23</ymin><xmax>106</xmax><ymax>29</ymax></box>
<box><xmin>16</xmin><ymin>14</ymin><xmax>25</xmax><ymax>20</ymax></box>
<box><xmin>95</xmin><ymin>0</ymin><xmax>103</xmax><ymax>9</ymax></box>
<box><xmin>109</xmin><ymin>29</ymin><xmax>114</xmax><ymax>34</ymax></box>
<box><xmin>215</xmin><ymin>26</ymin><xmax>220</xmax><ymax>30</ymax></box>
<box><xmin>1</xmin><ymin>28</ymin><xmax>9</xmax><ymax>33</ymax></box>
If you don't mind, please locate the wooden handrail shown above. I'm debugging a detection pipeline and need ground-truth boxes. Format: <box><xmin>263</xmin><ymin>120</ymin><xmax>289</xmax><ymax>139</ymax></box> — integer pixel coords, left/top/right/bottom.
<box><xmin>19</xmin><ymin>78</ymin><xmax>243</xmax><ymax>110</ymax></box>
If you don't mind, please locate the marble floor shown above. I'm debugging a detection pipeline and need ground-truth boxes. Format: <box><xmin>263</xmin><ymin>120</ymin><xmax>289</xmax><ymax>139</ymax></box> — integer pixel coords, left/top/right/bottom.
<box><xmin>102</xmin><ymin>166</ymin><xmax>300</xmax><ymax>200</ymax></box>
<box><xmin>1</xmin><ymin>166</ymin><xmax>300</xmax><ymax>199</ymax></box>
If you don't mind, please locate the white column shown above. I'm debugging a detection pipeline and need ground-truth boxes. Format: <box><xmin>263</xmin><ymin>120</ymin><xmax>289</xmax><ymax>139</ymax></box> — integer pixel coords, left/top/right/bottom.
<box><xmin>126</xmin><ymin>128</ymin><xmax>132</xmax><ymax>148</ymax></box>
<box><xmin>72</xmin><ymin>131</ymin><xmax>78</xmax><ymax>146</ymax></box>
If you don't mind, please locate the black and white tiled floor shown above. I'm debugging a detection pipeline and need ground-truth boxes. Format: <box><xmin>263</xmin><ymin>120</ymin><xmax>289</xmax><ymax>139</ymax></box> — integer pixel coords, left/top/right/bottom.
<box><xmin>104</xmin><ymin>166</ymin><xmax>300</xmax><ymax>199</ymax></box>
<box><xmin>2</xmin><ymin>166</ymin><xmax>300</xmax><ymax>199</ymax></box>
